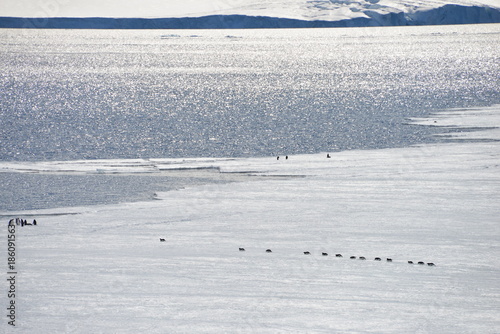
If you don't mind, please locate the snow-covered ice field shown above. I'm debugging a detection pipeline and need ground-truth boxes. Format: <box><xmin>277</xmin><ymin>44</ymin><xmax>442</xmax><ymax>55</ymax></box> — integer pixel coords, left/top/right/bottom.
<box><xmin>2</xmin><ymin>105</ymin><xmax>499</xmax><ymax>333</ymax></box>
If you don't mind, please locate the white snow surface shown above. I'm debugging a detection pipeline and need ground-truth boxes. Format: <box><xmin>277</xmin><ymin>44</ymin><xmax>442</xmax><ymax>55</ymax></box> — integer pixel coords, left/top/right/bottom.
<box><xmin>2</xmin><ymin>0</ymin><xmax>499</xmax><ymax>19</ymax></box>
<box><xmin>1</xmin><ymin>106</ymin><xmax>499</xmax><ymax>332</ymax></box>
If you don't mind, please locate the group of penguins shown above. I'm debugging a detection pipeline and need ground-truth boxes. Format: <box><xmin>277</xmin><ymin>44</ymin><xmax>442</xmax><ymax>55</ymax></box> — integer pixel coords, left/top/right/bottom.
<box><xmin>238</xmin><ymin>248</ymin><xmax>436</xmax><ymax>266</ymax></box>
<box><xmin>9</xmin><ymin>218</ymin><xmax>37</xmax><ymax>227</ymax></box>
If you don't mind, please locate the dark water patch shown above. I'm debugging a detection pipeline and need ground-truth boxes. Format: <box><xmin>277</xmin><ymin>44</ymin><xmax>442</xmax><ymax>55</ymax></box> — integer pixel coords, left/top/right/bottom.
<box><xmin>0</xmin><ymin>172</ymin><xmax>225</xmax><ymax>211</ymax></box>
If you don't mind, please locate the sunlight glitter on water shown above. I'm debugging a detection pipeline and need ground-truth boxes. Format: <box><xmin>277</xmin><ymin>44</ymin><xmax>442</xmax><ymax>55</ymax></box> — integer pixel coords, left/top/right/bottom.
<box><xmin>1</xmin><ymin>25</ymin><xmax>499</xmax><ymax>162</ymax></box>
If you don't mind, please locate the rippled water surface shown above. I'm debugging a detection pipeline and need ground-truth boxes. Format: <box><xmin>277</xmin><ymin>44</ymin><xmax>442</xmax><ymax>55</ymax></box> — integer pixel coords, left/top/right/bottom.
<box><xmin>1</xmin><ymin>25</ymin><xmax>499</xmax><ymax>210</ymax></box>
<box><xmin>2</xmin><ymin>25</ymin><xmax>499</xmax><ymax>161</ymax></box>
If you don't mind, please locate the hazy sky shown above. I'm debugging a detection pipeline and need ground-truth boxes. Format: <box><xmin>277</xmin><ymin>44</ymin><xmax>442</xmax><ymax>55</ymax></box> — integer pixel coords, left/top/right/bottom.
<box><xmin>0</xmin><ymin>0</ymin><xmax>247</xmax><ymax>18</ymax></box>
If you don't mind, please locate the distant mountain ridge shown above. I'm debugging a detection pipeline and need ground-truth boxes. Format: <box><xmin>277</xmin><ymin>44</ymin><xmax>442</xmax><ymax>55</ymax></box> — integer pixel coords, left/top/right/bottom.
<box><xmin>1</xmin><ymin>4</ymin><xmax>499</xmax><ymax>29</ymax></box>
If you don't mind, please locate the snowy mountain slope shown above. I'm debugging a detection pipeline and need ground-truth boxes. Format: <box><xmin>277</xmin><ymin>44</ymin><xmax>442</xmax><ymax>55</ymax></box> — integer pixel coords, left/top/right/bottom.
<box><xmin>1</xmin><ymin>0</ymin><xmax>499</xmax><ymax>28</ymax></box>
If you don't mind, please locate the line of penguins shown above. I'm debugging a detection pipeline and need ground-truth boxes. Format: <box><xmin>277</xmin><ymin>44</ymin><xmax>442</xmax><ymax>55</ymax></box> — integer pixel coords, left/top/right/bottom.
<box><xmin>239</xmin><ymin>247</ymin><xmax>436</xmax><ymax>266</ymax></box>
<box><xmin>158</xmin><ymin>239</ymin><xmax>435</xmax><ymax>266</ymax></box>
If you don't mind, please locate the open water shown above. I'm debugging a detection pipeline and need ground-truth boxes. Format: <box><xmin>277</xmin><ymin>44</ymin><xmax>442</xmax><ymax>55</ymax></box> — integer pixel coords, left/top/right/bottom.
<box><xmin>1</xmin><ymin>24</ymin><xmax>499</xmax><ymax>210</ymax></box>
